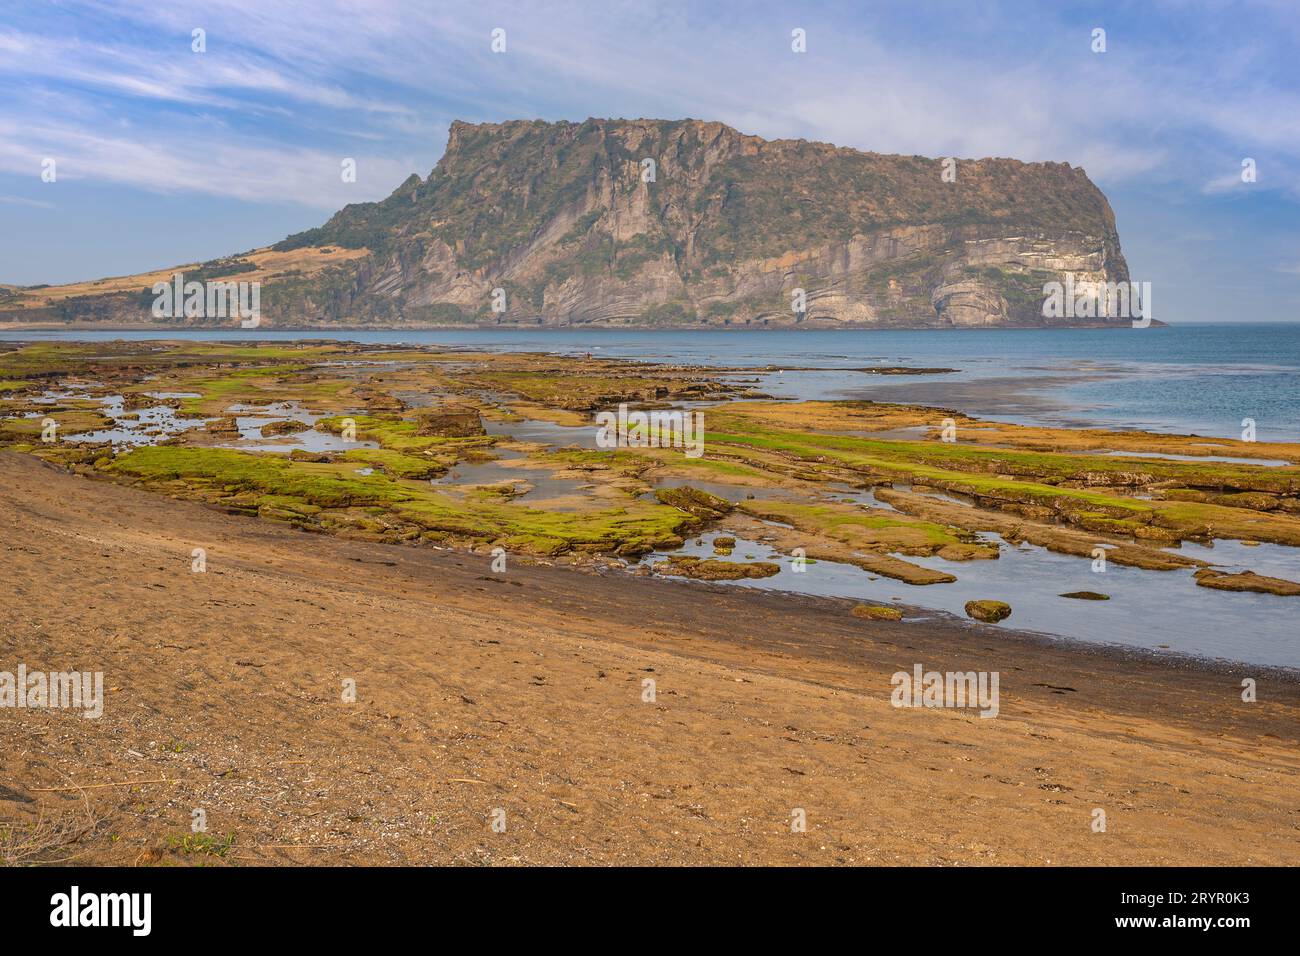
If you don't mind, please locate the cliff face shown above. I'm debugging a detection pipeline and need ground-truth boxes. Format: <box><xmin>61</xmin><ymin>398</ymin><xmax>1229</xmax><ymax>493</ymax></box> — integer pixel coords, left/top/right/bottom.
<box><xmin>2</xmin><ymin>118</ymin><xmax>1133</xmax><ymax>329</ymax></box>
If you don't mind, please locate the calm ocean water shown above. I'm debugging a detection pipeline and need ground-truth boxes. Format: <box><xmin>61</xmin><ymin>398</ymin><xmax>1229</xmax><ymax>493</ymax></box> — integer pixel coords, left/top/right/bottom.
<box><xmin>7</xmin><ymin>323</ymin><xmax>1300</xmax><ymax>440</ymax></box>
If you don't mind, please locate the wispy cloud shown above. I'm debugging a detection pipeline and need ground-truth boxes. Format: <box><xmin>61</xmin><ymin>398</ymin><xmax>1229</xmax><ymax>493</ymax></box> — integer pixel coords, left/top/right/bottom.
<box><xmin>3</xmin><ymin>0</ymin><xmax>1297</xmax><ymax>203</ymax></box>
<box><xmin>0</xmin><ymin>25</ymin><xmax>410</xmax><ymax>114</ymax></box>
<box><xmin>0</xmin><ymin>194</ymin><xmax>53</xmax><ymax>208</ymax></box>
<box><xmin>0</xmin><ymin>116</ymin><xmax>414</xmax><ymax>207</ymax></box>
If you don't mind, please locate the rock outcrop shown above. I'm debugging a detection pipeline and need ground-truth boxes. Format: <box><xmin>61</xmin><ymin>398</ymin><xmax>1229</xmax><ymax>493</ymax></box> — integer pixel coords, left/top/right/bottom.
<box><xmin>1</xmin><ymin>118</ymin><xmax>1134</xmax><ymax>330</ymax></box>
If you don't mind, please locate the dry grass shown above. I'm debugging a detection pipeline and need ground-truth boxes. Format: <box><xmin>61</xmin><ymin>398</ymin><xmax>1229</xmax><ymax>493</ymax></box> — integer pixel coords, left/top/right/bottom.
<box><xmin>0</xmin><ymin>245</ymin><xmax>368</xmax><ymax>310</ymax></box>
<box><xmin>0</xmin><ymin>784</ymin><xmax>108</xmax><ymax>866</ymax></box>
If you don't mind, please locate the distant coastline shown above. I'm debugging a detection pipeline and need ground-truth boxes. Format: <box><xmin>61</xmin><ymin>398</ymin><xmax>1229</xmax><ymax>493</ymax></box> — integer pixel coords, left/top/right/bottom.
<box><xmin>0</xmin><ymin>320</ymin><xmax>1167</xmax><ymax>333</ymax></box>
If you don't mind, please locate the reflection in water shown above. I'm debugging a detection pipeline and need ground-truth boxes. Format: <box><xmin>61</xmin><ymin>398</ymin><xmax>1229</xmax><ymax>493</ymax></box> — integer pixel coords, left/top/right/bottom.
<box><xmin>62</xmin><ymin>392</ymin><xmax>207</xmax><ymax>447</ymax></box>
<box><xmin>646</xmin><ymin>530</ymin><xmax>1300</xmax><ymax>669</ymax></box>
<box><xmin>217</xmin><ymin>402</ymin><xmax>378</xmax><ymax>452</ymax></box>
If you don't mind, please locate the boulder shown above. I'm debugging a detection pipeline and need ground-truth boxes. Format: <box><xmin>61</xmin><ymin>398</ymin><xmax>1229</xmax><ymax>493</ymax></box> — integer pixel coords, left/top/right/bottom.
<box><xmin>964</xmin><ymin>599</ymin><xmax>1012</xmax><ymax>623</ymax></box>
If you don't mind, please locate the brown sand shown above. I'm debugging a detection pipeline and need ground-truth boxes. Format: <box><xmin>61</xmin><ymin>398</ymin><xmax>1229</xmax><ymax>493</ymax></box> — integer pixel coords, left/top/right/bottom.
<box><xmin>1</xmin><ymin>451</ymin><xmax>1297</xmax><ymax>865</ymax></box>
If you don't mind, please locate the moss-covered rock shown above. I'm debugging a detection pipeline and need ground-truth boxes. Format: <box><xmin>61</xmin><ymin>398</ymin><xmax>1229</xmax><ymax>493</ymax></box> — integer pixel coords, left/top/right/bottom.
<box><xmin>205</xmin><ymin>416</ymin><xmax>241</xmax><ymax>437</ymax></box>
<box><xmin>411</xmin><ymin>405</ymin><xmax>484</xmax><ymax>438</ymax></box>
<box><xmin>964</xmin><ymin>599</ymin><xmax>1012</xmax><ymax>623</ymax></box>
<box><xmin>656</xmin><ymin>556</ymin><xmax>779</xmax><ymax>580</ymax></box>
<box><xmin>654</xmin><ymin>486</ymin><xmax>733</xmax><ymax>521</ymax></box>
<box><xmin>1193</xmin><ymin>569</ymin><xmax>1300</xmax><ymax>596</ymax></box>
<box><xmin>260</xmin><ymin>418</ymin><xmax>309</xmax><ymax>436</ymax></box>
<box><xmin>851</xmin><ymin>603</ymin><xmax>903</xmax><ymax>621</ymax></box>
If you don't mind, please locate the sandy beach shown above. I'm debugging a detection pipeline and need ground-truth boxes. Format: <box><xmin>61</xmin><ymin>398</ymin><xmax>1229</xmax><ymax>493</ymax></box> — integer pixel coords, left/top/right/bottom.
<box><xmin>3</xmin><ymin>451</ymin><xmax>1297</xmax><ymax>865</ymax></box>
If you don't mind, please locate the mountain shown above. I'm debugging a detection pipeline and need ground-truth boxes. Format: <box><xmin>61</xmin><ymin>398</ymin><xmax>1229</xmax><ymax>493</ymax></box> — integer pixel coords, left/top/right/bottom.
<box><xmin>0</xmin><ymin>118</ymin><xmax>1134</xmax><ymax>329</ymax></box>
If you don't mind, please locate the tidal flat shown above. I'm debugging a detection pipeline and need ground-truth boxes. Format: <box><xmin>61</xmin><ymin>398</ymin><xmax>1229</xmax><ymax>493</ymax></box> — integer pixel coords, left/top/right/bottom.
<box><xmin>3</xmin><ymin>338</ymin><xmax>1299</xmax><ymax>666</ymax></box>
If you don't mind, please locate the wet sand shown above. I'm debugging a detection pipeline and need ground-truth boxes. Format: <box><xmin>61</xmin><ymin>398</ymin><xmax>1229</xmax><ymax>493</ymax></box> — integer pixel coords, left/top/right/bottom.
<box><xmin>1</xmin><ymin>451</ymin><xmax>1297</xmax><ymax>865</ymax></box>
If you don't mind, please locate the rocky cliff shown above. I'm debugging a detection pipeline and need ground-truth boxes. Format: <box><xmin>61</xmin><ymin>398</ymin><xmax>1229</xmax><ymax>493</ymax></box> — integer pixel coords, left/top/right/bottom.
<box><xmin>1</xmin><ymin>118</ymin><xmax>1133</xmax><ymax>329</ymax></box>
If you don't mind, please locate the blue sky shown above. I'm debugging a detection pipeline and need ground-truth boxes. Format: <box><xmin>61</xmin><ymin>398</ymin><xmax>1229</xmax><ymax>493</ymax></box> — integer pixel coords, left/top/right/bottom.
<box><xmin>1</xmin><ymin>0</ymin><xmax>1297</xmax><ymax>323</ymax></box>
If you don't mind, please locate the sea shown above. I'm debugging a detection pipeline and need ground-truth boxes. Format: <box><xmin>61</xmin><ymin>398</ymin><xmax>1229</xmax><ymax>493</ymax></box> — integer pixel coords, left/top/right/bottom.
<box><xmin>8</xmin><ymin>322</ymin><xmax>1299</xmax><ymax>441</ymax></box>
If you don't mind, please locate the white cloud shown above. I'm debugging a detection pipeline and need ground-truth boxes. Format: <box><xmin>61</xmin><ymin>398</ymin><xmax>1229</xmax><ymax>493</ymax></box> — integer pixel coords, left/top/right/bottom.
<box><xmin>0</xmin><ymin>117</ymin><xmax>414</xmax><ymax>208</ymax></box>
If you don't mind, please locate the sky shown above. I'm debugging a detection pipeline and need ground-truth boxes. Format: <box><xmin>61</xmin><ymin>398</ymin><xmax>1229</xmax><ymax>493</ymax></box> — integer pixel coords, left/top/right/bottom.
<box><xmin>0</xmin><ymin>0</ymin><xmax>1297</xmax><ymax>323</ymax></box>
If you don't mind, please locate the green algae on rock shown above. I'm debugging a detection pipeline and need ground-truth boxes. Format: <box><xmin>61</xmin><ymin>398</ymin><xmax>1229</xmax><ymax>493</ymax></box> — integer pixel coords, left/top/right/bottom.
<box><xmin>965</xmin><ymin>600</ymin><xmax>1012</xmax><ymax>623</ymax></box>
<box><xmin>655</xmin><ymin>556</ymin><xmax>781</xmax><ymax>581</ymax></box>
<box><xmin>851</xmin><ymin>604</ymin><xmax>904</xmax><ymax>621</ymax></box>
<box><xmin>1193</xmin><ymin>569</ymin><xmax>1300</xmax><ymax>596</ymax></box>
